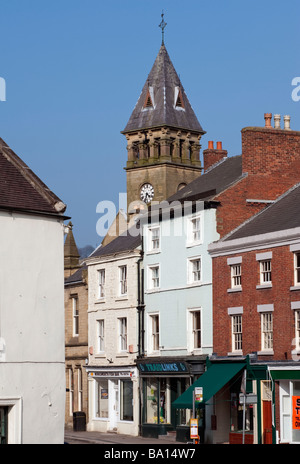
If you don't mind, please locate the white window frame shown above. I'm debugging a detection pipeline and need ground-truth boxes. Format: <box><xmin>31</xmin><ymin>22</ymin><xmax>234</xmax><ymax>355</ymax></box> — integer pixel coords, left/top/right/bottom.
<box><xmin>98</xmin><ymin>269</ymin><xmax>105</xmax><ymax>299</ymax></box>
<box><xmin>231</xmin><ymin>264</ymin><xmax>242</xmax><ymax>289</ymax></box>
<box><xmin>294</xmin><ymin>252</ymin><xmax>300</xmax><ymax>286</ymax></box>
<box><xmin>231</xmin><ymin>314</ymin><xmax>243</xmax><ymax>352</ymax></box>
<box><xmin>119</xmin><ymin>265</ymin><xmax>127</xmax><ymax>296</ymax></box>
<box><xmin>296</xmin><ymin>310</ymin><xmax>300</xmax><ymax>351</ymax></box>
<box><xmin>187</xmin><ymin>309</ymin><xmax>202</xmax><ymax>352</ymax></box>
<box><xmin>97</xmin><ymin>319</ymin><xmax>105</xmax><ymax>353</ymax></box>
<box><xmin>187</xmin><ymin>214</ymin><xmax>202</xmax><ymax>246</ymax></box>
<box><xmin>148</xmin><ymin>264</ymin><xmax>160</xmax><ymax>290</ymax></box>
<box><xmin>260</xmin><ymin>260</ymin><xmax>272</xmax><ymax>285</ymax></box>
<box><xmin>148</xmin><ymin>225</ymin><xmax>160</xmax><ymax>253</ymax></box>
<box><xmin>187</xmin><ymin>256</ymin><xmax>202</xmax><ymax>285</ymax></box>
<box><xmin>77</xmin><ymin>368</ymin><xmax>82</xmax><ymax>411</ymax></box>
<box><xmin>119</xmin><ymin>317</ymin><xmax>127</xmax><ymax>352</ymax></box>
<box><xmin>72</xmin><ymin>296</ymin><xmax>79</xmax><ymax>337</ymax></box>
<box><xmin>261</xmin><ymin>312</ymin><xmax>273</xmax><ymax>351</ymax></box>
<box><xmin>148</xmin><ymin>313</ymin><xmax>160</xmax><ymax>354</ymax></box>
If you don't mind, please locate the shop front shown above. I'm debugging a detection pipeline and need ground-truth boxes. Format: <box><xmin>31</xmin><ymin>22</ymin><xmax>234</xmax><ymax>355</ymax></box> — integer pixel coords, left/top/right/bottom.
<box><xmin>137</xmin><ymin>358</ymin><xmax>205</xmax><ymax>441</ymax></box>
<box><xmin>268</xmin><ymin>366</ymin><xmax>300</xmax><ymax>444</ymax></box>
<box><xmin>86</xmin><ymin>365</ymin><xmax>139</xmax><ymax>436</ymax></box>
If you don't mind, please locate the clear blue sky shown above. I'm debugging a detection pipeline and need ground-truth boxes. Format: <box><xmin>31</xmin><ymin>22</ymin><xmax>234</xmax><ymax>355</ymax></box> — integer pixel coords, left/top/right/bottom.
<box><xmin>1</xmin><ymin>0</ymin><xmax>300</xmax><ymax>248</ymax></box>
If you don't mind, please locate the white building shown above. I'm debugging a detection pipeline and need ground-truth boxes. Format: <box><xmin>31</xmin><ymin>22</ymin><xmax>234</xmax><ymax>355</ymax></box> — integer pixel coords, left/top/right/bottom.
<box><xmin>0</xmin><ymin>138</ymin><xmax>66</xmax><ymax>444</ymax></box>
<box><xmin>85</xmin><ymin>230</ymin><xmax>142</xmax><ymax>436</ymax></box>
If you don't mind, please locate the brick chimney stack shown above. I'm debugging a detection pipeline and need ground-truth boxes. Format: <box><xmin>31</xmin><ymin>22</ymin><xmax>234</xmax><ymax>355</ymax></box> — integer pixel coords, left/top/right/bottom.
<box><xmin>241</xmin><ymin>112</ymin><xmax>300</xmax><ymax>198</ymax></box>
<box><xmin>203</xmin><ymin>141</ymin><xmax>228</xmax><ymax>172</ymax></box>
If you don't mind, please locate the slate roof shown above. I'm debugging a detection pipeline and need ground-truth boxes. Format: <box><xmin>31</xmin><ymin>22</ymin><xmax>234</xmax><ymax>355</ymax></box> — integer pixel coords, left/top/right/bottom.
<box><xmin>122</xmin><ymin>44</ymin><xmax>204</xmax><ymax>134</ymax></box>
<box><xmin>223</xmin><ymin>183</ymin><xmax>300</xmax><ymax>241</ymax></box>
<box><xmin>89</xmin><ymin>228</ymin><xmax>142</xmax><ymax>259</ymax></box>
<box><xmin>0</xmin><ymin>138</ymin><xmax>66</xmax><ymax>215</ymax></box>
<box><xmin>167</xmin><ymin>155</ymin><xmax>244</xmax><ymax>203</ymax></box>
<box><xmin>65</xmin><ymin>265</ymin><xmax>87</xmax><ymax>285</ymax></box>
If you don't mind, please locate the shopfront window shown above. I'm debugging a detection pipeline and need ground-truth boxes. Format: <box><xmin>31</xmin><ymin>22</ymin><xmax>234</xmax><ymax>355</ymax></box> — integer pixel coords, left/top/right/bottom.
<box><xmin>120</xmin><ymin>380</ymin><xmax>133</xmax><ymax>421</ymax></box>
<box><xmin>146</xmin><ymin>378</ymin><xmax>158</xmax><ymax>423</ymax></box>
<box><xmin>95</xmin><ymin>379</ymin><xmax>109</xmax><ymax>419</ymax></box>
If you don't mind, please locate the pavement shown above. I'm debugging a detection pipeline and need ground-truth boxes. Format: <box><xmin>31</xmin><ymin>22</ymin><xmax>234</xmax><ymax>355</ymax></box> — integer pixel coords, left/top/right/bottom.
<box><xmin>64</xmin><ymin>429</ymin><xmax>186</xmax><ymax>445</ymax></box>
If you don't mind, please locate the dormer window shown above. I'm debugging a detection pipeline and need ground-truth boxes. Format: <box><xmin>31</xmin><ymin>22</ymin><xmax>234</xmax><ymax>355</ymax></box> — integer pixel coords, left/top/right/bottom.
<box><xmin>174</xmin><ymin>86</ymin><xmax>185</xmax><ymax>110</ymax></box>
<box><xmin>143</xmin><ymin>87</ymin><xmax>155</xmax><ymax>110</ymax></box>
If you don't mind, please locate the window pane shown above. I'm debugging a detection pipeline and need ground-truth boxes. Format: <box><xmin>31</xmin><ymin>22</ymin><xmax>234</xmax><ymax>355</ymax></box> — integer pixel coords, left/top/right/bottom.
<box><xmin>146</xmin><ymin>378</ymin><xmax>158</xmax><ymax>423</ymax></box>
<box><xmin>95</xmin><ymin>380</ymin><xmax>108</xmax><ymax>418</ymax></box>
<box><xmin>121</xmin><ymin>380</ymin><xmax>133</xmax><ymax>421</ymax></box>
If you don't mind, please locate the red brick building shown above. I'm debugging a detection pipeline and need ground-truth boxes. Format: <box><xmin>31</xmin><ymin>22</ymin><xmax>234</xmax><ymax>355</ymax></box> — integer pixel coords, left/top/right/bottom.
<box><xmin>209</xmin><ymin>183</ymin><xmax>300</xmax><ymax>444</ymax></box>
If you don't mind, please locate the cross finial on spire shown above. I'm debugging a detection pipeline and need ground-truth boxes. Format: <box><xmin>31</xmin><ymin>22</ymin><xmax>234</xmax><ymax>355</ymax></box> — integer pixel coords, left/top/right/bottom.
<box><xmin>159</xmin><ymin>11</ymin><xmax>167</xmax><ymax>45</ymax></box>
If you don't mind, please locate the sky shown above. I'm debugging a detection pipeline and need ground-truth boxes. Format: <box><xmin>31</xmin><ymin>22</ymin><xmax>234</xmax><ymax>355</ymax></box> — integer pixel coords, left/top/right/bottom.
<box><xmin>1</xmin><ymin>0</ymin><xmax>300</xmax><ymax>249</ymax></box>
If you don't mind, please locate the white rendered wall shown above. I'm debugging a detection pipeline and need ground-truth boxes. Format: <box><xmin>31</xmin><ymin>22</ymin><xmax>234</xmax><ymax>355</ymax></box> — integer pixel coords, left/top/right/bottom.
<box><xmin>0</xmin><ymin>211</ymin><xmax>65</xmax><ymax>444</ymax></box>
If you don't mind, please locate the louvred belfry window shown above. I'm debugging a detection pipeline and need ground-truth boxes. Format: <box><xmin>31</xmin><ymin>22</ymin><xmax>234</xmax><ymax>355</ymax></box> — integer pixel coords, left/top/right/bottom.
<box><xmin>144</xmin><ymin>89</ymin><xmax>154</xmax><ymax>109</ymax></box>
<box><xmin>175</xmin><ymin>89</ymin><xmax>185</xmax><ymax>109</ymax></box>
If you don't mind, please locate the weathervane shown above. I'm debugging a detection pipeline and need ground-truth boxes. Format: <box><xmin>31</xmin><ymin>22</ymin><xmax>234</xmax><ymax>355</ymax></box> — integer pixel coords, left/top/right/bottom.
<box><xmin>159</xmin><ymin>11</ymin><xmax>167</xmax><ymax>45</ymax></box>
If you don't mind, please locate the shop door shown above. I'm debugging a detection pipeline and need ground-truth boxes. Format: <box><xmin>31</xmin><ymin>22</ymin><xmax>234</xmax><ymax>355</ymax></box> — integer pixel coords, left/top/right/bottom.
<box><xmin>262</xmin><ymin>401</ymin><xmax>272</xmax><ymax>444</ymax></box>
<box><xmin>0</xmin><ymin>407</ymin><xmax>8</xmax><ymax>444</ymax></box>
<box><xmin>109</xmin><ymin>380</ymin><xmax>119</xmax><ymax>430</ymax></box>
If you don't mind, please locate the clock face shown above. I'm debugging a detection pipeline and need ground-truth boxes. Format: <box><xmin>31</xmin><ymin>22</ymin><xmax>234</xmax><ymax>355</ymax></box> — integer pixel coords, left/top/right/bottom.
<box><xmin>140</xmin><ymin>183</ymin><xmax>154</xmax><ymax>204</ymax></box>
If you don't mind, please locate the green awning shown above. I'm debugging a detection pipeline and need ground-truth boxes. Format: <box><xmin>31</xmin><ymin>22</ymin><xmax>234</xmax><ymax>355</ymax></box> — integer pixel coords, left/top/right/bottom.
<box><xmin>269</xmin><ymin>369</ymin><xmax>300</xmax><ymax>380</ymax></box>
<box><xmin>172</xmin><ymin>362</ymin><xmax>245</xmax><ymax>409</ymax></box>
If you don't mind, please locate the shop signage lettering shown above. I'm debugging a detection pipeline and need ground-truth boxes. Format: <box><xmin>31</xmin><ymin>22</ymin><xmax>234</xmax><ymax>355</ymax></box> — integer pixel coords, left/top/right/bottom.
<box><xmin>138</xmin><ymin>362</ymin><xmax>188</xmax><ymax>373</ymax></box>
<box><xmin>292</xmin><ymin>396</ymin><xmax>300</xmax><ymax>430</ymax></box>
<box><xmin>89</xmin><ymin>371</ymin><xmax>132</xmax><ymax>378</ymax></box>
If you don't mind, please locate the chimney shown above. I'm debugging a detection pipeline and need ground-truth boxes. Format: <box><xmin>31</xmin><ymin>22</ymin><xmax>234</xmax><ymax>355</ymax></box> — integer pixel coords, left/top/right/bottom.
<box><xmin>274</xmin><ymin>114</ymin><xmax>281</xmax><ymax>129</ymax></box>
<box><xmin>264</xmin><ymin>113</ymin><xmax>272</xmax><ymax>128</ymax></box>
<box><xmin>203</xmin><ymin>141</ymin><xmax>228</xmax><ymax>172</ymax></box>
<box><xmin>284</xmin><ymin>115</ymin><xmax>291</xmax><ymax>130</ymax></box>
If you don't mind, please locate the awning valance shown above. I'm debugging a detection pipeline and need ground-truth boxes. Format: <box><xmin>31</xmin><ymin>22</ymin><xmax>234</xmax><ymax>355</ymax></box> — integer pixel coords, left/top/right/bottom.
<box><xmin>172</xmin><ymin>362</ymin><xmax>245</xmax><ymax>409</ymax></box>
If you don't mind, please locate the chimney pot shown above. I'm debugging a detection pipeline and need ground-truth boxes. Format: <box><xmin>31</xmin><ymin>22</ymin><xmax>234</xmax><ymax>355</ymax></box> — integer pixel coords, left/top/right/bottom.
<box><xmin>274</xmin><ymin>114</ymin><xmax>281</xmax><ymax>129</ymax></box>
<box><xmin>216</xmin><ymin>141</ymin><xmax>222</xmax><ymax>150</ymax></box>
<box><xmin>208</xmin><ymin>141</ymin><xmax>214</xmax><ymax>149</ymax></box>
<box><xmin>264</xmin><ymin>113</ymin><xmax>272</xmax><ymax>128</ymax></box>
<box><xmin>284</xmin><ymin>115</ymin><xmax>291</xmax><ymax>130</ymax></box>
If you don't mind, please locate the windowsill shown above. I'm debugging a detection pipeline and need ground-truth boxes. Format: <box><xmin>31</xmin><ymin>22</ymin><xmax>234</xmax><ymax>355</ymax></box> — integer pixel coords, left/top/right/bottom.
<box><xmin>227</xmin><ymin>351</ymin><xmax>243</xmax><ymax>356</ymax></box>
<box><xmin>257</xmin><ymin>350</ymin><xmax>274</xmax><ymax>355</ymax></box>
<box><xmin>116</xmin><ymin>353</ymin><xmax>128</xmax><ymax>358</ymax></box>
<box><xmin>290</xmin><ymin>286</ymin><xmax>300</xmax><ymax>291</ymax></box>
<box><xmin>227</xmin><ymin>288</ymin><xmax>242</xmax><ymax>293</ymax></box>
<box><xmin>115</xmin><ymin>295</ymin><xmax>128</xmax><ymax>301</ymax></box>
<box><xmin>186</xmin><ymin>241</ymin><xmax>203</xmax><ymax>248</ymax></box>
<box><xmin>95</xmin><ymin>298</ymin><xmax>105</xmax><ymax>304</ymax></box>
<box><xmin>146</xmin><ymin>250</ymin><xmax>161</xmax><ymax>255</ymax></box>
<box><xmin>147</xmin><ymin>288</ymin><xmax>160</xmax><ymax>293</ymax></box>
<box><xmin>256</xmin><ymin>284</ymin><xmax>272</xmax><ymax>290</ymax></box>
<box><xmin>186</xmin><ymin>281</ymin><xmax>202</xmax><ymax>288</ymax></box>
<box><xmin>94</xmin><ymin>353</ymin><xmax>106</xmax><ymax>358</ymax></box>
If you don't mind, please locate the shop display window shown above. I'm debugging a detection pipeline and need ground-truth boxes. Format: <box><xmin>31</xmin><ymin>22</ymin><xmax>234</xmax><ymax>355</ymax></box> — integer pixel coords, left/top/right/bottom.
<box><xmin>95</xmin><ymin>379</ymin><xmax>109</xmax><ymax>419</ymax></box>
<box><xmin>120</xmin><ymin>380</ymin><xmax>133</xmax><ymax>421</ymax></box>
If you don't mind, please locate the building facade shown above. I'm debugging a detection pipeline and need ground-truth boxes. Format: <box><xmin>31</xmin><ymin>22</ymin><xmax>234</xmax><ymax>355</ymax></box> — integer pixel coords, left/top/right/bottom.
<box><xmin>64</xmin><ymin>223</ymin><xmax>89</xmax><ymax>429</ymax></box>
<box><xmin>208</xmin><ymin>183</ymin><xmax>300</xmax><ymax>444</ymax></box>
<box><xmin>85</xmin><ymin>232</ymin><xmax>142</xmax><ymax>436</ymax></box>
<box><xmin>0</xmin><ymin>137</ymin><xmax>66</xmax><ymax>444</ymax></box>
<box><xmin>138</xmin><ymin>200</ymin><xmax>219</xmax><ymax>441</ymax></box>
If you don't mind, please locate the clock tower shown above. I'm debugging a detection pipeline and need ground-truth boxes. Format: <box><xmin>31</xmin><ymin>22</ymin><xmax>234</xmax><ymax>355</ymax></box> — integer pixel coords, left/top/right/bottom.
<box><xmin>122</xmin><ymin>27</ymin><xmax>205</xmax><ymax>216</ymax></box>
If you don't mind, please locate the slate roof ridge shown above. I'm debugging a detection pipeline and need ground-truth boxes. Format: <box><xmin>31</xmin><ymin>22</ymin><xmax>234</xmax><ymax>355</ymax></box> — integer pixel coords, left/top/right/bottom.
<box><xmin>218</xmin><ymin>181</ymin><xmax>300</xmax><ymax>243</ymax></box>
<box><xmin>0</xmin><ymin>137</ymin><xmax>66</xmax><ymax>214</ymax></box>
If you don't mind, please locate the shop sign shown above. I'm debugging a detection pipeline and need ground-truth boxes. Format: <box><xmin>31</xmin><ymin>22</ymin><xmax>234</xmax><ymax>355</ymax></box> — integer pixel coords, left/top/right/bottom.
<box><xmin>89</xmin><ymin>371</ymin><xmax>132</xmax><ymax>378</ymax></box>
<box><xmin>195</xmin><ymin>387</ymin><xmax>203</xmax><ymax>403</ymax></box>
<box><xmin>190</xmin><ymin>418</ymin><xmax>198</xmax><ymax>439</ymax></box>
<box><xmin>292</xmin><ymin>396</ymin><xmax>300</xmax><ymax>430</ymax></box>
<box><xmin>137</xmin><ymin>361</ymin><xmax>189</xmax><ymax>374</ymax></box>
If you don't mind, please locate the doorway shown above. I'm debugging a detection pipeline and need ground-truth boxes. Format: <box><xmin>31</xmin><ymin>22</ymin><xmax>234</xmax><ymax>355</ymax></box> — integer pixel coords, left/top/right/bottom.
<box><xmin>109</xmin><ymin>380</ymin><xmax>119</xmax><ymax>430</ymax></box>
